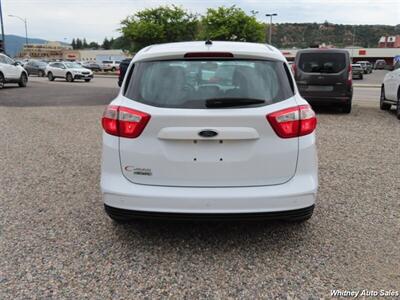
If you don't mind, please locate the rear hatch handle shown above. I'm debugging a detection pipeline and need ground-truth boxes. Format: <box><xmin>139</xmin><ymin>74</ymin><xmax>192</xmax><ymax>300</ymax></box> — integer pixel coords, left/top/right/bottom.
<box><xmin>158</xmin><ymin>127</ymin><xmax>260</xmax><ymax>140</ymax></box>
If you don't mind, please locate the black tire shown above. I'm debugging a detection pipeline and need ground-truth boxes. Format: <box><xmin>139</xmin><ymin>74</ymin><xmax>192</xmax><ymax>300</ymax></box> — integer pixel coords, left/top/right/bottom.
<box><xmin>396</xmin><ymin>96</ymin><xmax>400</xmax><ymax>120</ymax></box>
<box><xmin>48</xmin><ymin>72</ymin><xmax>55</xmax><ymax>81</ymax></box>
<box><xmin>105</xmin><ymin>210</ymin><xmax>131</xmax><ymax>224</ymax></box>
<box><xmin>18</xmin><ymin>72</ymin><xmax>28</xmax><ymax>87</ymax></box>
<box><xmin>380</xmin><ymin>86</ymin><xmax>391</xmax><ymax>110</ymax></box>
<box><xmin>66</xmin><ymin>73</ymin><xmax>74</xmax><ymax>82</ymax></box>
<box><xmin>38</xmin><ymin>70</ymin><xmax>45</xmax><ymax>77</ymax></box>
<box><xmin>360</xmin><ymin>74</ymin><xmax>363</xmax><ymax>80</ymax></box>
<box><xmin>0</xmin><ymin>72</ymin><xmax>4</xmax><ymax>89</ymax></box>
<box><xmin>111</xmin><ymin>67</ymin><xmax>116</xmax><ymax>72</ymax></box>
<box><xmin>84</xmin><ymin>79</ymin><xmax>91</xmax><ymax>82</ymax></box>
<box><xmin>285</xmin><ymin>213</ymin><xmax>313</xmax><ymax>223</ymax></box>
<box><xmin>342</xmin><ymin>100</ymin><xmax>352</xmax><ymax>114</ymax></box>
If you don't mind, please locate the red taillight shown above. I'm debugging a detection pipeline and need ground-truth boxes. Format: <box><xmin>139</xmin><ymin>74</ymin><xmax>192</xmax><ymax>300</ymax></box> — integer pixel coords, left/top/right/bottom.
<box><xmin>267</xmin><ymin>105</ymin><xmax>317</xmax><ymax>138</ymax></box>
<box><xmin>102</xmin><ymin>105</ymin><xmax>151</xmax><ymax>138</ymax></box>
<box><xmin>347</xmin><ymin>64</ymin><xmax>352</xmax><ymax>86</ymax></box>
<box><xmin>291</xmin><ymin>64</ymin><xmax>297</xmax><ymax>76</ymax></box>
<box><xmin>184</xmin><ymin>52</ymin><xmax>234</xmax><ymax>58</ymax></box>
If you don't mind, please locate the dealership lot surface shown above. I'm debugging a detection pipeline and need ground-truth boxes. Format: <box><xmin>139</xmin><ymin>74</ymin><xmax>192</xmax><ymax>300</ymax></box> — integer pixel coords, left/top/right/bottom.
<box><xmin>0</xmin><ymin>75</ymin><xmax>399</xmax><ymax>298</ymax></box>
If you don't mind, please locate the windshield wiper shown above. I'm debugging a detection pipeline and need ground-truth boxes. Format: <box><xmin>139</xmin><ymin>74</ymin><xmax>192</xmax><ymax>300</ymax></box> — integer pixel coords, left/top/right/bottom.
<box><xmin>205</xmin><ymin>98</ymin><xmax>265</xmax><ymax>108</ymax></box>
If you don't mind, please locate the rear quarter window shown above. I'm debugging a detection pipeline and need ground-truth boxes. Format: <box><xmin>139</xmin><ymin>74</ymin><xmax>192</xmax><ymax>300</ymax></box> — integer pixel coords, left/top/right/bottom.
<box><xmin>124</xmin><ymin>59</ymin><xmax>294</xmax><ymax>109</ymax></box>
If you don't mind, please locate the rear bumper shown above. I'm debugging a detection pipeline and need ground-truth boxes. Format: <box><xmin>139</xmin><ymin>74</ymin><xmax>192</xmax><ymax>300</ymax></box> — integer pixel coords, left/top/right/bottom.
<box><xmin>300</xmin><ymin>94</ymin><xmax>352</xmax><ymax>104</ymax></box>
<box><xmin>102</xmin><ymin>171</ymin><xmax>317</xmax><ymax>214</ymax></box>
<box><xmin>104</xmin><ymin>204</ymin><xmax>315</xmax><ymax>221</ymax></box>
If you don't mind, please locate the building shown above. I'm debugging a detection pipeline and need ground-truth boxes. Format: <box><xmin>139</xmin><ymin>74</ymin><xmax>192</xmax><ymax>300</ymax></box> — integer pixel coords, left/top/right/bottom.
<box><xmin>18</xmin><ymin>41</ymin><xmax>72</xmax><ymax>59</ymax></box>
<box><xmin>281</xmin><ymin>47</ymin><xmax>400</xmax><ymax>66</ymax></box>
<box><xmin>62</xmin><ymin>49</ymin><xmax>126</xmax><ymax>63</ymax></box>
<box><xmin>378</xmin><ymin>36</ymin><xmax>400</xmax><ymax>48</ymax></box>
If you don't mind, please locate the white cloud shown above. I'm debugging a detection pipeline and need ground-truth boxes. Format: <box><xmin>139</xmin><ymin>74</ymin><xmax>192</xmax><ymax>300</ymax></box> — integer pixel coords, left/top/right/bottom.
<box><xmin>2</xmin><ymin>0</ymin><xmax>399</xmax><ymax>42</ymax></box>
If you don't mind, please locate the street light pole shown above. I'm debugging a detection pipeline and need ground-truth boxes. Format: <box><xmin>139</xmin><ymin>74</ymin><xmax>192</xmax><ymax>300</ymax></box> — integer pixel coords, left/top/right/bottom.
<box><xmin>9</xmin><ymin>14</ymin><xmax>28</xmax><ymax>45</ymax></box>
<box><xmin>0</xmin><ymin>0</ymin><xmax>5</xmax><ymax>52</ymax></box>
<box><xmin>265</xmin><ymin>13</ymin><xmax>277</xmax><ymax>45</ymax></box>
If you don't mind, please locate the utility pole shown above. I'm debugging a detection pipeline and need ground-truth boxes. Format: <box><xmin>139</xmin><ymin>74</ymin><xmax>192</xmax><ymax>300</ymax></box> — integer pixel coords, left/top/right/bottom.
<box><xmin>0</xmin><ymin>0</ymin><xmax>5</xmax><ymax>52</ymax></box>
<box><xmin>266</xmin><ymin>13</ymin><xmax>277</xmax><ymax>45</ymax></box>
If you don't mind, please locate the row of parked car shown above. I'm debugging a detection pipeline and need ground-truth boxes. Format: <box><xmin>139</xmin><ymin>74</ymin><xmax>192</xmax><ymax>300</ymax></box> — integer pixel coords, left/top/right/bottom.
<box><xmin>16</xmin><ymin>58</ymin><xmax>122</xmax><ymax>75</ymax></box>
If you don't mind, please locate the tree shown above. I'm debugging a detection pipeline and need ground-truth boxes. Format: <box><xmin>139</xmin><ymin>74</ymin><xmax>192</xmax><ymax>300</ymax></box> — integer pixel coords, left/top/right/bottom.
<box><xmin>88</xmin><ymin>41</ymin><xmax>100</xmax><ymax>49</ymax></box>
<box><xmin>199</xmin><ymin>6</ymin><xmax>264</xmax><ymax>42</ymax></box>
<box><xmin>76</xmin><ymin>38</ymin><xmax>83</xmax><ymax>49</ymax></box>
<box><xmin>71</xmin><ymin>38</ymin><xmax>76</xmax><ymax>49</ymax></box>
<box><xmin>120</xmin><ymin>5</ymin><xmax>199</xmax><ymax>51</ymax></box>
<box><xmin>102</xmin><ymin>38</ymin><xmax>111</xmax><ymax>49</ymax></box>
<box><xmin>83</xmin><ymin>38</ymin><xmax>88</xmax><ymax>48</ymax></box>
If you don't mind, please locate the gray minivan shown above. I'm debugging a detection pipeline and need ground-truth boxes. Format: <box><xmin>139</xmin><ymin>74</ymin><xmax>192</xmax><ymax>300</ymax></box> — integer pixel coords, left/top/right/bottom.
<box><xmin>294</xmin><ymin>49</ymin><xmax>353</xmax><ymax>113</ymax></box>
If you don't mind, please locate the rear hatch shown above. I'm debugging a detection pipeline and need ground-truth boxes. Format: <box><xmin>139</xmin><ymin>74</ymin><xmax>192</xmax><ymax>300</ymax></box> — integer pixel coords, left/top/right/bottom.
<box><xmin>118</xmin><ymin>58</ymin><xmax>299</xmax><ymax>187</ymax></box>
<box><xmin>295</xmin><ymin>51</ymin><xmax>349</xmax><ymax>96</ymax></box>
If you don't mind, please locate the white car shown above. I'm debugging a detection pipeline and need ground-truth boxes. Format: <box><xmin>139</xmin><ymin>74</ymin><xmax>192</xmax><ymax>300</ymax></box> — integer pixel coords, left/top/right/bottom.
<box><xmin>0</xmin><ymin>53</ymin><xmax>28</xmax><ymax>89</ymax></box>
<box><xmin>45</xmin><ymin>62</ymin><xmax>93</xmax><ymax>82</ymax></box>
<box><xmin>380</xmin><ymin>67</ymin><xmax>400</xmax><ymax>119</ymax></box>
<box><xmin>101</xmin><ymin>60</ymin><xmax>121</xmax><ymax>72</ymax></box>
<box><xmin>101</xmin><ymin>41</ymin><xmax>318</xmax><ymax>222</ymax></box>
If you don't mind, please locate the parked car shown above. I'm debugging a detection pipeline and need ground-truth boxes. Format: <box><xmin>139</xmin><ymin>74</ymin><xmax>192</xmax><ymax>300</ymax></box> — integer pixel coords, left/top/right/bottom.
<box><xmin>101</xmin><ymin>41</ymin><xmax>318</xmax><ymax>223</ymax></box>
<box><xmin>293</xmin><ymin>48</ymin><xmax>353</xmax><ymax>113</ymax></box>
<box><xmin>102</xmin><ymin>60</ymin><xmax>121</xmax><ymax>72</ymax></box>
<box><xmin>83</xmin><ymin>62</ymin><xmax>102</xmax><ymax>72</ymax></box>
<box><xmin>24</xmin><ymin>60</ymin><xmax>48</xmax><ymax>77</ymax></box>
<box><xmin>45</xmin><ymin>61</ymin><xmax>93</xmax><ymax>82</ymax></box>
<box><xmin>356</xmin><ymin>61</ymin><xmax>372</xmax><ymax>74</ymax></box>
<box><xmin>380</xmin><ymin>67</ymin><xmax>400</xmax><ymax>119</ymax></box>
<box><xmin>0</xmin><ymin>53</ymin><xmax>28</xmax><ymax>89</ymax></box>
<box><xmin>374</xmin><ymin>59</ymin><xmax>386</xmax><ymax>70</ymax></box>
<box><xmin>117</xmin><ymin>58</ymin><xmax>132</xmax><ymax>87</ymax></box>
<box><xmin>351</xmin><ymin>64</ymin><xmax>364</xmax><ymax>79</ymax></box>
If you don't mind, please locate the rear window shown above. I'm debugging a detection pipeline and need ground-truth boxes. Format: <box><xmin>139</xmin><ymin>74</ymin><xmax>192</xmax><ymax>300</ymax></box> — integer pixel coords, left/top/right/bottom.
<box><xmin>298</xmin><ymin>52</ymin><xmax>346</xmax><ymax>73</ymax></box>
<box><xmin>124</xmin><ymin>60</ymin><xmax>294</xmax><ymax>109</ymax></box>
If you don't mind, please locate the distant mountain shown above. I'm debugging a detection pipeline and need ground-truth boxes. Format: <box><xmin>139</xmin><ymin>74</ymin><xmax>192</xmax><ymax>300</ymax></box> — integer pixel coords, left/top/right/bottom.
<box><xmin>3</xmin><ymin>34</ymin><xmax>69</xmax><ymax>57</ymax></box>
<box><xmin>273</xmin><ymin>23</ymin><xmax>400</xmax><ymax>49</ymax></box>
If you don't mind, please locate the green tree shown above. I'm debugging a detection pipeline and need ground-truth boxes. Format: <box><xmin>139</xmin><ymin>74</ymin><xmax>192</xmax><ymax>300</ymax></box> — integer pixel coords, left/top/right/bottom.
<box><xmin>199</xmin><ymin>6</ymin><xmax>264</xmax><ymax>42</ymax></box>
<box><xmin>76</xmin><ymin>38</ymin><xmax>83</xmax><ymax>49</ymax></box>
<box><xmin>102</xmin><ymin>38</ymin><xmax>111</xmax><ymax>49</ymax></box>
<box><xmin>88</xmin><ymin>41</ymin><xmax>100</xmax><ymax>49</ymax></box>
<box><xmin>83</xmin><ymin>38</ymin><xmax>88</xmax><ymax>48</ymax></box>
<box><xmin>120</xmin><ymin>5</ymin><xmax>199</xmax><ymax>51</ymax></box>
<box><xmin>71</xmin><ymin>38</ymin><xmax>76</xmax><ymax>49</ymax></box>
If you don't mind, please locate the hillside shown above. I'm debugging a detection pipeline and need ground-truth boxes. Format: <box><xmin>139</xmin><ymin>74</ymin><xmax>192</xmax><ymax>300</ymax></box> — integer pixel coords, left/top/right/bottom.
<box><xmin>273</xmin><ymin>22</ymin><xmax>400</xmax><ymax>48</ymax></box>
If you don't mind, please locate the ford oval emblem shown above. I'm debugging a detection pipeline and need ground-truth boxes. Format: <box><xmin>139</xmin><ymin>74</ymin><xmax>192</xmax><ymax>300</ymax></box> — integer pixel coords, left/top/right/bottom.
<box><xmin>198</xmin><ymin>130</ymin><xmax>218</xmax><ymax>138</ymax></box>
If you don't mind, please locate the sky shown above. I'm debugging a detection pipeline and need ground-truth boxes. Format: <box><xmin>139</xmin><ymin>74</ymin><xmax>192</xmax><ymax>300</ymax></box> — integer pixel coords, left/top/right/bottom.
<box><xmin>2</xmin><ymin>0</ymin><xmax>399</xmax><ymax>43</ymax></box>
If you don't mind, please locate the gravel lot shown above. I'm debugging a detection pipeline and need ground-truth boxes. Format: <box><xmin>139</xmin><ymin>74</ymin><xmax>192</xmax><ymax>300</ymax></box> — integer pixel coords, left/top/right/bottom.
<box><xmin>0</xmin><ymin>78</ymin><xmax>399</xmax><ymax>298</ymax></box>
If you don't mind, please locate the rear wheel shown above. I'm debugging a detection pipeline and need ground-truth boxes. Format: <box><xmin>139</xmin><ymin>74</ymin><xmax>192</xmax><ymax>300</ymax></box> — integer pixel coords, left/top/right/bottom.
<box><xmin>396</xmin><ymin>96</ymin><xmax>400</xmax><ymax>120</ymax></box>
<box><xmin>285</xmin><ymin>212</ymin><xmax>313</xmax><ymax>223</ymax></box>
<box><xmin>111</xmin><ymin>67</ymin><xmax>116</xmax><ymax>72</ymax></box>
<box><xmin>0</xmin><ymin>73</ymin><xmax>4</xmax><ymax>89</ymax></box>
<box><xmin>66</xmin><ymin>73</ymin><xmax>74</xmax><ymax>82</ymax></box>
<box><xmin>38</xmin><ymin>70</ymin><xmax>45</xmax><ymax>77</ymax></box>
<box><xmin>380</xmin><ymin>86</ymin><xmax>391</xmax><ymax>110</ymax></box>
<box><xmin>84</xmin><ymin>79</ymin><xmax>91</xmax><ymax>82</ymax></box>
<box><xmin>359</xmin><ymin>74</ymin><xmax>363</xmax><ymax>80</ymax></box>
<box><xmin>341</xmin><ymin>100</ymin><xmax>352</xmax><ymax>114</ymax></box>
<box><xmin>18</xmin><ymin>72</ymin><xmax>28</xmax><ymax>87</ymax></box>
<box><xmin>48</xmin><ymin>72</ymin><xmax>55</xmax><ymax>81</ymax></box>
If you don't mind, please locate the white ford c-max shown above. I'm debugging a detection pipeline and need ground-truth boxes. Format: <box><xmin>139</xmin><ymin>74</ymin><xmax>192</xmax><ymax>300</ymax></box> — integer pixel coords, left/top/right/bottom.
<box><xmin>101</xmin><ymin>41</ymin><xmax>318</xmax><ymax>222</ymax></box>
